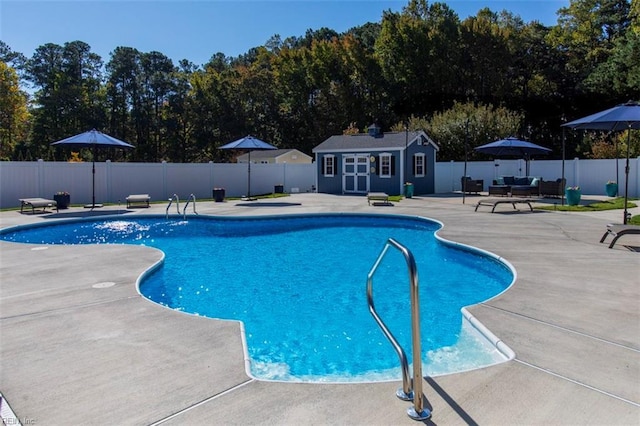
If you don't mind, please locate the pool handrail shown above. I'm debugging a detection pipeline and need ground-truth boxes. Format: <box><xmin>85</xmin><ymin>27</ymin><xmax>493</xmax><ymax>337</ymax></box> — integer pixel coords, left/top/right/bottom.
<box><xmin>166</xmin><ymin>194</ymin><xmax>180</xmax><ymax>219</ymax></box>
<box><xmin>366</xmin><ymin>238</ymin><xmax>431</xmax><ymax>421</ymax></box>
<box><xmin>183</xmin><ymin>194</ymin><xmax>197</xmax><ymax>219</ymax></box>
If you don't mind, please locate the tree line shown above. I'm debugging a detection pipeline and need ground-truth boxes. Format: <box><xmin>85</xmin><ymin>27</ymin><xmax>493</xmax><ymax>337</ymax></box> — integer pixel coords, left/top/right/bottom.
<box><xmin>1</xmin><ymin>0</ymin><xmax>638</xmax><ymax>163</ymax></box>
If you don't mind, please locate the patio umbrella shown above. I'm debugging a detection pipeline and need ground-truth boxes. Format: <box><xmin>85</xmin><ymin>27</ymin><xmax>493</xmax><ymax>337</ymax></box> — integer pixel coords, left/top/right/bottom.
<box><xmin>219</xmin><ymin>135</ymin><xmax>277</xmax><ymax>200</ymax></box>
<box><xmin>562</xmin><ymin>101</ymin><xmax>640</xmax><ymax>224</ymax></box>
<box><xmin>474</xmin><ymin>137</ymin><xmax>552</xmax><ymax>176</ymax></box>
<box><xmin>51</xmin><ymin>129</ymin><xmax>134</xmax><ymax>208</ymax></box>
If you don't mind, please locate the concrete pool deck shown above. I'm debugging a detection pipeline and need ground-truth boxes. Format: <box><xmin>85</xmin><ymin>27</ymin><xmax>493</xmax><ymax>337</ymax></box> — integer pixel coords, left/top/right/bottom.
<box><xmin>0</xmin><ymin>193</ymin><xmax>638</xmax><ymax>425</ymax></box>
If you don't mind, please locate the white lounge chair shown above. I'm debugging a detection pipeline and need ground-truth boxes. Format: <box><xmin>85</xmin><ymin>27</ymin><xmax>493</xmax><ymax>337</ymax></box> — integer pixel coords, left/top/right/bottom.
<box><xmin>19</xmin><ymin>198</ymin><xmax>58</xmax><ymax>213</ymax></box>
<box><xmin>126</xmin><ymin>194</ymin><xmax>151</xmax><ymax>208</ymax></box>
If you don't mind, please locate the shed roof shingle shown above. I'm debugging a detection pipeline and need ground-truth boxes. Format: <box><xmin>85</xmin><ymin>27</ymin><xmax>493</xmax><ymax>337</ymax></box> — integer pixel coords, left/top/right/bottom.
<box><xmin>313</xmin><ymin>131</ymin><xmax>437</xmax><ymax>152</ymax></box>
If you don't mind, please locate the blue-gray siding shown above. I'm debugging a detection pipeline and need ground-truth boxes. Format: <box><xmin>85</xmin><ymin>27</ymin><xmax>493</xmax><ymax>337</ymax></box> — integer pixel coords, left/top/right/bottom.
<box><xmin>316</xmin><ymin>143</ymin><xmax>436</xmax><ymax>196</ymax></box>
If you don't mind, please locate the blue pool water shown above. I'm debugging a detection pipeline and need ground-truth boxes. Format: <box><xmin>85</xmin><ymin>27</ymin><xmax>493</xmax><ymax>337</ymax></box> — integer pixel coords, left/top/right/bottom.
<box><xmin>1</xmin><ymin>214</ymin><xmax>513</xmax><ymax>382</ymax></box>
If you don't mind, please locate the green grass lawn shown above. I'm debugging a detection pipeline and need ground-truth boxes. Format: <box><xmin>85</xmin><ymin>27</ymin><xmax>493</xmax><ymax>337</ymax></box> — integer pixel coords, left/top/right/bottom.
<box><xmin>536</xmin><ymin>197</ymin><xmax>640</xmax><ymax>224</ymax></box>
<box><xmin>535</xmin><ymin>197</ymin><xmax>637</xmax><ymax>212</ymax></box>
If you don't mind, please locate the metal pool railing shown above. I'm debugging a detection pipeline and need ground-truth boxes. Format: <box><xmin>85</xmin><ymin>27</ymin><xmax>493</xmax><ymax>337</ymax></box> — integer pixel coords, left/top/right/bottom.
<box><xmin>183</xmin><ymin>194</ymin><xmax>197</xmax><ymax>219</ymax></box>
<box><xmin>366</xmin><ymin>238</ymin><xmax>431</xmax><ymax>421</ymax></box>
<box><xmin>166</xmin><ymin>194</ymin><xmax>180</xmax><ymax>219</ymax></box>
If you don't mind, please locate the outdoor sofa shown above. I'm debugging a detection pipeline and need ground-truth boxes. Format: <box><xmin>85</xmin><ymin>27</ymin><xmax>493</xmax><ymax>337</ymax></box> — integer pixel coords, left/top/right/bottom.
<box><xmin>489</xmin><ymin>176</ymin><xmax>541</xmax><ymax>197</ymax></box>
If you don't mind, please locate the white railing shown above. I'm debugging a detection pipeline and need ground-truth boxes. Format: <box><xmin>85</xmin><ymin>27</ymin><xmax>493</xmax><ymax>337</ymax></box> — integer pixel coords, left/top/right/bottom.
<box><xmin>0</xmin><ymin>158</ymin><xmax>637</xmax><ymax>209</ymax></box>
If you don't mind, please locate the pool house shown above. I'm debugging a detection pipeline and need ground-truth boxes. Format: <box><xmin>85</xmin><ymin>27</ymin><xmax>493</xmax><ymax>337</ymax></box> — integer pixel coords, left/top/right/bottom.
<box><xmin>312</xmin><ymin>124</ymin><xmax>439</xmax><ymax>196</ymax></box>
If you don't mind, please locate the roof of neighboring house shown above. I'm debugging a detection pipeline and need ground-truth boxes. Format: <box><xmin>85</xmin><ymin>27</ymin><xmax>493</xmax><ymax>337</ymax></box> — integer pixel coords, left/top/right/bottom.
<box><xmin>312</xmin><ymin>131</ymin><xmax>439</xmax><ymax>153</ymax></box>
<box><xmin>237</xmin><ymin>148</ymin><xmax>311</xmax><ymax>161</ymax></box>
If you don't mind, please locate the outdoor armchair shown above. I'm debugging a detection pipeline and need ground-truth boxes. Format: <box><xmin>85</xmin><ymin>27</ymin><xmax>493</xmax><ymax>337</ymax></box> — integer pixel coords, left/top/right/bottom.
<box><xmin>461</xmin><ymin>177</ymin><xmax>483</xmax><ymax>194</ymax></box>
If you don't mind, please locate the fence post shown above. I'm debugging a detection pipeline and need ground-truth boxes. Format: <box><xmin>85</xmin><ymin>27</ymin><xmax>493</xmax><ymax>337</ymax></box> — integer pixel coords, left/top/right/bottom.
<box><xmin>37</xmin><ymin>159</ymin><xmax>45</xmax><ymax>197</ymax></box>
<box><xmin>106</xmin><ymin>160</ymin><xmax>112</xmax><ymax>203</ymax></box>
<box><xmin>449</xmin><ymin>160</ymin><xmax>455</xmax><ymax>191</ymax></box>
<box><xmin>162</xmin><ymin>160</ymin><xmax>168</xmax><ymax>200</ymax></box>
<box><xmin>209</xmin><ymin>161</ymin><xmax>214</xmax><ymax>198</ymax></box>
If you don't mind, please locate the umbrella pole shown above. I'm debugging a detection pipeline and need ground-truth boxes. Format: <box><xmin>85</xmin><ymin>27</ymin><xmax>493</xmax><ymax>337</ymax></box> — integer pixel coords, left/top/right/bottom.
<box><xmin>462</xmin><ymin>121</ymin><xmax>468</xmax><ymax>204</ymax></box>
<box><xmin>91</xmin><ymin>144</ymin><xmax>96</xmax><ymax>209</ymax></box>
<box><xmin>623</xmin><ymin>128</ymin><xmax>631</xmax><ymax>224</ymax></box>
<box><xmin>462</xmin><ymin>156</ymin><xmax>467</xmax><ymax>204</ymax></box>
<box><xmin>561</xmin><ymin>129</ymin><xmax>566</xmax><ymax>206</ymax></box>
<box><xmin>615</xmin><ymin>138</ymin><xmax>619</xmax><ymax>196</ymax></box>
<box><xmin>92</xmin><ymin>159</ymin><xmax>96</xmax><ymax>209</ymax></box>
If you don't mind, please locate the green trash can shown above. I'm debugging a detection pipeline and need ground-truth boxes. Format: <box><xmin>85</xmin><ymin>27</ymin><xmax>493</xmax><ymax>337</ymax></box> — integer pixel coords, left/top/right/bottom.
<box><xmin>404</xmin><ymin>182</ymin><xmax>414</xmax><ymax>198</ymax></box>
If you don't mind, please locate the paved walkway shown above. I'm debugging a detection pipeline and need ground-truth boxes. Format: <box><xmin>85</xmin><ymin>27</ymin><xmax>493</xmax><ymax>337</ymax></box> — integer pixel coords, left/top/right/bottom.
<box><xmin>1</xmin><ymin>193</ymin><xmax>638</xmax><ymax>425</ymax></box>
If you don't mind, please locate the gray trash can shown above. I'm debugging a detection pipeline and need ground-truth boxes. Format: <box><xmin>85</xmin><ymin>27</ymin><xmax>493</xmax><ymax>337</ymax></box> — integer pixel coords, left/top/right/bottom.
<box><xmin>213</xmin><ymin>188</ymin><xmax>225</xmax><ymax>202</ymax></box>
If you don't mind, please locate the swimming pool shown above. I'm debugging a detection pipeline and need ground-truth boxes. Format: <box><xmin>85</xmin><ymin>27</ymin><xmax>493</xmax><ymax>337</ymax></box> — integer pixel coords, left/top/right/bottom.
<box><xmin>0</xmin><ymin>213</ymin><xmax>514</xmax><ymax>382</ymax></box>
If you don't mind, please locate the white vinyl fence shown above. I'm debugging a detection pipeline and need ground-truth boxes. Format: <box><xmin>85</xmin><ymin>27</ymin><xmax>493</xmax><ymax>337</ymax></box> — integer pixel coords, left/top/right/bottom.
<box><xmin>1</xmin><ymin>158</ymin><xmax>637</xmax><ymax>209</ymax></box>
<box><xmin>0</xmin><ymin>160</ymin><xmax>316</xmax><ymax>209</ymax></box>
<box><xmin>436</xmin><ymin>157</ymin><xmax>639</xmax><ymax>197</ymax></box>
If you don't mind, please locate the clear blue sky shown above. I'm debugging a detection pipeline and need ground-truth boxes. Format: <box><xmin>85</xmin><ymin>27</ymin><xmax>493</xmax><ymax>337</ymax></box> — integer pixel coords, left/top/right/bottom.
<box><xmin>2</xmin><ymin>1</ymin><xmax>568</xmax><ymax>67</ymax></box>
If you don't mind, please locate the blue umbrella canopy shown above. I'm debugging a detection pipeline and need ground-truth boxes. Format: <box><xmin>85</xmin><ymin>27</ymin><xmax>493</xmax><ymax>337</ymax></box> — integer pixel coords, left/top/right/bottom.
<box><xmin>50</xmin><ymin>129</ymin><xmax>134</xmax><ymax>208</ymax></box>
<box><xmin>219</xmin><ymin>135</ymin><xmax>277</xmax><ymax>200</ymax></box>
<box><xmin>219</xmin><ymin>135</ymin><xmax>277</xmax><ymax>150</ymax></box>
<box><xmin>474</xmin><ymin>137</ymin><xmax>552</xmax><ymax>157</ymax></box>
<box><xmin>475</xmin><ymin>137</ymin><xmax>551</xmax><ymax>177</ymax></box>
<box><xmin>50</xmin><ymin>128</ymin><xmax>135</xmax><ymax>149</ymax></box>
<box><xmin>562</xmin><ymin>101</ymin><xmax>640</xmax><ymax>224</ymax></box>
<box><xmin>562</xmin><ymin>101</ymin><xmax>640</xmax><ymax>131</ymax></box>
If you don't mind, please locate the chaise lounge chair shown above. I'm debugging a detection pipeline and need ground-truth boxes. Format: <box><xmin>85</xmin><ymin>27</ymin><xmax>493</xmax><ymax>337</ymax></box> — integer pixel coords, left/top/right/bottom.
<box><xmin>126</xmin><ymin>194</ymin><xmax>151</xmax><ymax>208</ymax></box>
<box><xmin>474</xmin><ymin>197</ymin><xmax>533</xmax><ymax>213</ymax></box>
<box><xmin>599</xmin><ymin>223</ymin><xmax>640</xmax><ymax>248</ymax></box>
<box><xmin>19</xmin><ymin>198</ymin><xmax>58</xmax><ymax>214</ymax></box>
<box><xmin>367</xmin><ymin>192</ymin><xmax>390</xmax><ymax>205</ymax></box>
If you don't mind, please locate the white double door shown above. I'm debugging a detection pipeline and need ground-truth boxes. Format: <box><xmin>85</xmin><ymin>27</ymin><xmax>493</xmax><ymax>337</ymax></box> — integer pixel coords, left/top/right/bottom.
<box><xmin>342</xmin><ymin>154</ymin><xmax>370</xmax><ymax>193</ymax></box>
